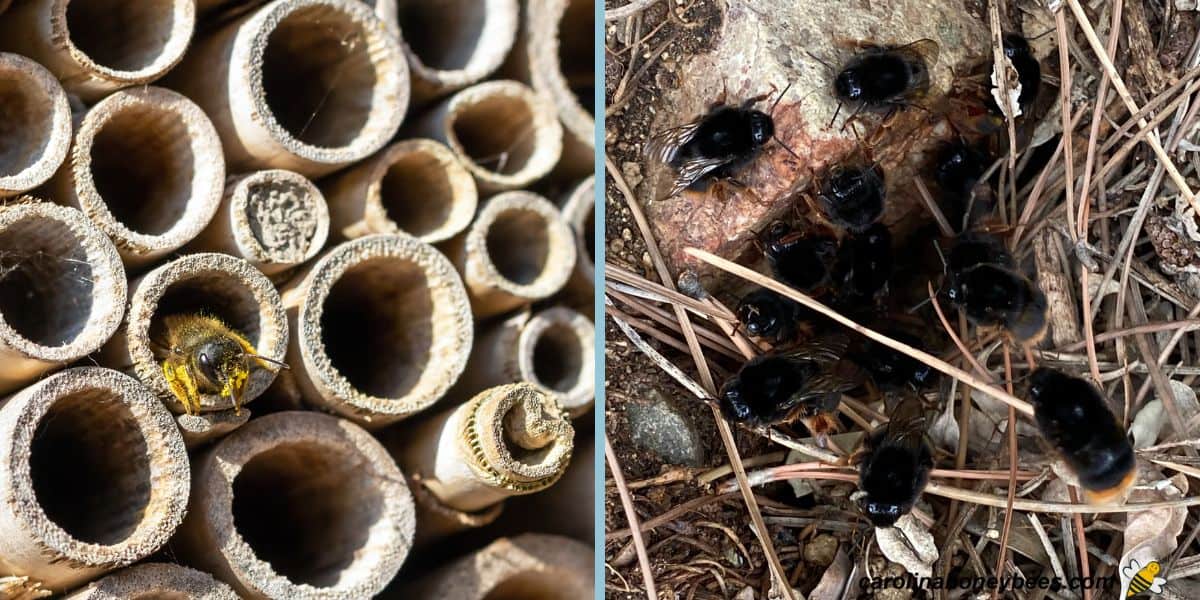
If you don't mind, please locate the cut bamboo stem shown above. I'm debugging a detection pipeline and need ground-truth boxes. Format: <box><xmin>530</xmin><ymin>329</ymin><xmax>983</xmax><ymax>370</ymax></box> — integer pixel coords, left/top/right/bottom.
<box><xmin>397</xmin><ymin>0</ymin><xmax>518</xmax><ymax>103</ymax></box>
<box><xmin>454</xmin><ymin>307</ymin><xmax>594</xmax><ymax>417</ymax></box>
<box><xmin>561</xmin><ymin>176</ymin><xmax>595</xmax><ymax>304</ymax></box>
<box><xmin>63</xmin><ymin>563</ymin><xmax>239</xmax><ymax>600</ymax></box>
<box><xmin>0</xmin><ymin>0</ymin><xmax>196</xmax><ymax>101</ymax></box>
<box><xmin>199</xmin><ymin>0</ymin><xmax>399</xmax><ymax>36</ymax></box>
<box><xmin>399</xmin><ymin>533</ymin><xmax>593</xmax><ymax>599</ymax></box>
<box><xmin>175</xmin><ymin>411</ymin><xmax>414</xmax><ymax>600</ymax></box>
<box><xmin>167</xmin><ymin>0</ymin><xmax>408</xmax><ymax>177</ymax></box>
<box><xmin>278</xmin><ymin>233</ymin><xmax>474</xmax><ymax>428</ymax></box>
<box><xmin>47</xmin><ymin>86</ymin><xmax>225</xmax><ymax>269</ymax></box>
<box><xmin>409</xmin><ymin>80</ymin><xmax>563</xmax><ymax>192</ymax></box>
<box><xmin>100</xmin><ymin>253</ymin><xmax>289</xmax><ymax>414</ymax></box>
<box><xmin>0</xmin><ymin>53</ymin><xmax>71</xmax><ymax>197</ymax></box>
<box><xmin>502</xmin><ymin>0</ymin><xmax>594</xmax><ymax>178</ymax></box>
<box><xmin>176</xmin><ymin>408</ymin><xmax>252</xmax><ymax>450</ymax></box>
<box><xmin>322</xmin><ymin>138</ymin><xmax>477</xmax><ymax>244</ymax></box>
<box><xmin>444</xmin><ymin>191</ymin><xmax>577</xmax><ymax>318</ymax></box>
<box><xmin>187</xmin><ymin>170</ymin><xmax>330</xmax><ymax>276</ymax></box>
<box><xmin>0</xmin><ymin>367</ymin><xmax>190</xmax><ymax>592</ymax></box>
<box><xmin>0</xmin><ymin>201</ymin><xmax>126</xmax><ymax>395</ymax></box>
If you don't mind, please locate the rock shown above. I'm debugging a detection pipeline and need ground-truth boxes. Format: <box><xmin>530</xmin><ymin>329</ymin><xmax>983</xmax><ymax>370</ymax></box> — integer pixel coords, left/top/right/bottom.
<box><xmin>624</xmin><ymin>389</ymin><xmax>706</xmax><ymax>466</ymax></box>
<box><xmin>642</xmin><ymin>0</ymin><xmax>989</xmax><ymax>280</ymax></box>
<box><xmin>803</xmin><ymin>533</ymin><xmax>840</xmax><ymax>567</ymax></box>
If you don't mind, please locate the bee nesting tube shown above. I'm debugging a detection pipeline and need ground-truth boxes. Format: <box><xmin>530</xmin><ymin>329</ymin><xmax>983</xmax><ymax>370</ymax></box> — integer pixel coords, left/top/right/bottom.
<box><xmin>502</xmin><ymin>0</ymin><xmax>595</xmax><ymax>178</ymax></box>
<box><xmin>188</xmin><ymin>170</ymin><xmax>330</xmax><ymax>277</ymax></box>
<box><xmin>322</xmin><ymin>139</ymin><xmax>477</xmax><ymax>244</ymax></box>
<box><xmin>0</xmin><ymin>202</ymin><xmax>125</xmax><ymax>395</ymax></box>
<box><xmin>444</xmin><ymin>191</ymin><xmax>576</xmax><ymax>318</ymax></box>
<box><xmin>175</xmin><ymin>411</ymin><xmax>415</xmax><ymax>600</ymax></box>
<box><xmin>63</xmin><ymin>563</ymin><xmax>239</xmax><ymax>600</ymax></box>
<box><xmin>167</xmin><ymin>0</ymin><xmax>408</xmax><ymax>178</ymax></box>
<box><xmin>390</xmin><ymin>384</ymin><xmax>573</xmax><ymax>528</ymax></box>
<box><xmin>0</xmin><ymin>54</ymin><xmax>72</xmax><ymax>197</ymax></box>
<box><xmin>0</xmin><ymin>367</ymin><xmax>190</xmax><ymax>592</ymax></box>
<box><xmin>100</xmin><ymin>252</ymin><xmax>288</xmax><ymax>414</ymax></box>
<box><xmin>410</xmin><ymin>80</ymin><xmax>563</xmax><ymax>193</ymax></box>
<box><xmin>0</xmin><ymin>0</ymin><xmax>195</xmax><ymax>101</ymax></box>
<box><xmin>280</xmin><ymin>234</ymin><xmax>473</xmax><ymax>428</ymax></box>
<box><xmin>396</xmin><ymin>0</ymin><xmax>518</xmax><ymax>103</ymax></box>
<box><xmin>47</xmin><ymin>86</ymin><xmax>225</xmax><ymax>270</ymax></box>
<box><xmin>561</xmin><ymin>176</ymin><xmax>595</xmax><ymax>303</ymax></box>
<box><xmin>455</xmin><ymin>307</ymin><xmax>594</xmax><ymax>418</ymax></box>
<box><xmin>400</xmin><ymin>533</ymin><xmax>593</xmax><ymax>599</ymax></box>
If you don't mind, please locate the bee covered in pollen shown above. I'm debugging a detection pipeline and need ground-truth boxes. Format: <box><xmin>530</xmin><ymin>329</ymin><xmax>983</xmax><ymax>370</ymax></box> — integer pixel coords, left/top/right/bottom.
<box><xmin>157</xmin><ymin>314</ymin><xmax>288</xmax><ymax>416</ymax></box>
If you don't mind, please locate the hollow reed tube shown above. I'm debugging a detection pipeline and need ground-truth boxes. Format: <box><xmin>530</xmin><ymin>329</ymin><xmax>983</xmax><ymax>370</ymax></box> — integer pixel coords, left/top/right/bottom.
<box><xmin>63</xmin><ymin>563</ymin><xmax>239</xmax><ymax>600</ymax></box>
<box><xmin>399</xmin><ymin>533</ymin><xmax>593</xmax><ymax>599</ymax></box>
<box><xmin>0</xmin><ymin>53</ymin><xmax>72</xmax><ymax>198</ymax></box>
<box><xmin>396</xmin><ymin>0</ymin><xmax>518</xmax><ymax>103</ymax></box>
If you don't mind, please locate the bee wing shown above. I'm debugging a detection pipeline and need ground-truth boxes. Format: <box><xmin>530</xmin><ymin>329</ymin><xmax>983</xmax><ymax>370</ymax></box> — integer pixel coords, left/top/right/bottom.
<box><xmin>643</xmin><ymin>122</ymin><xmax>702</xmax><ymax>165</ymax></box>
<box><xmin>781</xmin><ymin>333</ymin><xmax>852</xmax><ymax>364</ymax></box>
<box><xmin>661</xmin><ymin>155</ymin><xmax>732</xmax><ymax>200</ymax></box>
<box><xmin>883</xmin><ymin>392</ymin><xmax>928</xmax><ymax>449</ymax></box>
<box><xmin>1122</xmin><ymin>559</ymin><xmax>1141</xmax><ymax>578</ymax></box>
<box><xmin>894</xmin><ymin>38</ymin><xmax>940</xmax><ymax>67</ymax></box>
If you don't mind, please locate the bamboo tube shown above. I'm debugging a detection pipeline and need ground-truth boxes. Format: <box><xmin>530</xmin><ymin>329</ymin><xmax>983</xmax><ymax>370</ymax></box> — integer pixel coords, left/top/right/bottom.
<box><xmin>63</xmin><ymin>563</ymin><xmax>239</xmax><ymax>600</ymax></box>
<box><xmin>322</xmin><ymin>139</ymin><xmax>477</xmax><ymax>244</ymax></box>
<box><xmin>443</xmin><ymin>191</ymin><xmax>576</xmax><ymax>318</ymax></box>
<box><xmin>0</xmin><ymin>0</ymin><xmax>196</xmax><ymax>101</ymax></box>
<box><xmin>0</xmin><ymin>54</ymin><xmax>71</xmax><ymax>197</ymax></box>
<box><xmin>0</xmin><ymin>201</ymin><xmax>126</xmax><ymax>395</ymax></box>
<box><xmin>187</xmin><ymin>170</ymin><xmax>330</xmax><ymax>276</ymax></box>
<box><xmin>561</xmin><ymin>176</ymin><xmax>595</xmax><ymax>303</ymax></box>
<box><xmin>0</xmin><ymin>367</ymin><xmax>190</xmax><ymax>592</ymax></box>
<box><xmin>100</xmin><ymin>253</ymin><xmax>289</xmax><ymax>414</ymax></box>
<box><xmin>396</xmin><ymin>0</ymin><xmax>519</xmax><ymax>103</ymax></box>
<box><xmin>198</xmin><ymin>0</ymin><xmax>398</xmax><ymax>37</ymax></box>
<box><xmin>499</xmin><ymin>439</ymin><xmax>594</xmax><ymax>543</ymax></box>
<box><xmin>167</xmin><ymin>0</ymin><xmax>408</xmax><ymax>178</ymax></box>
<box><xmin>502</xmin><ymin>0</ymin><xmax>594</xmax><ymax>178</ymax></box>
<box><xmin>175</xmin><ymin>411</ymin><xmax>414</xmax><ymax>600</ymax></box>
<box><xmin>390</xmin><ymin>383</ymin><xmax>574</xmax><ymax>514</ymax></box>
<box><xmin>46</xmin><ymin>86</ymin><xmax>225</xmax><ymax>270</ymax></box>
<box><xmin>454</xmin><ymin>307</ymin><xmax>594</xmax><ymax>417</ymax></box>
<box><xmin>279</xmin><ymin>233</ymin><xmax>474</xmax><ymax>428</ymax></box>
<box><xmin>399</xmin><ymin>533</ymin><xmax>593</xmax><ymax>599</ymax></box>
<box><xmin>176</xmin><ymin>408</ymin><xmax>252</xmax><ymax>450</ymax></box>
<box><xmin>409</xmin><ymin>80</ymin><xmax>563</xmax><ymax>192</ymax></box>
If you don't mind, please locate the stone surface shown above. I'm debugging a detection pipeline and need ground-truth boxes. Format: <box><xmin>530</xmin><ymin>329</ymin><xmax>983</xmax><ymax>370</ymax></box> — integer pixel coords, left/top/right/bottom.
<box><xmin>642</xmin><ymin>0</ymin><xmax>989</xmax><ymax>280</ymax></box>
<box><xmin>624</xmin><ymin>389</ymin><xmax>706</xmax><ymax>467</ymax></box>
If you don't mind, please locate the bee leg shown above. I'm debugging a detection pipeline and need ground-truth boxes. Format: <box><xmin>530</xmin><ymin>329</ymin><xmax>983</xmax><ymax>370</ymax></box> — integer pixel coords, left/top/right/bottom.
<box><xmin>163</xmin><ymin>360</ymin><xmax>201</xmax><ymax>416</ymax></box>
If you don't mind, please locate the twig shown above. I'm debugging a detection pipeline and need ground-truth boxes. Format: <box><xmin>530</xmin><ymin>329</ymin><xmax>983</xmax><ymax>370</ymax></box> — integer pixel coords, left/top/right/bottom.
<box><xmin>605</xmin><ymin>436</ymin><xmax>658</xmax><ymax>600</ymax></box>
<box><xmin>606</xmin><ymin>0</ymin><xmax>661</xmax><ymax>22</ymax></box>
<box><xmin>923</xmin><ymin>481</ymin><xmax>1200</xmax><ymax>513</ymax></box>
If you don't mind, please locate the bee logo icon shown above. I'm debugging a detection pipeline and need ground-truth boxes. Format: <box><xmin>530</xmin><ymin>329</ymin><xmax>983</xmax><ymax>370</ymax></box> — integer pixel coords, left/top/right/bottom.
<box><xmin>1122</xmin><ymin>558</ymin><xmax>1166</xmax><ymax>597</ymax></box>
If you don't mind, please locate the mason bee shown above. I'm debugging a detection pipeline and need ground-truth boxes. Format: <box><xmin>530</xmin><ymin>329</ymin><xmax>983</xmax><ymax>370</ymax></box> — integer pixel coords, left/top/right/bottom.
<box><xmin>816</xmin><ymin>164</ymin><xmax>886</xmax><ymax>232</ymax></box>
<box><xmin>718</xmin><ymin>334</ymin><xmax>866</xmax><ymax>437</ymax></box>
<box><xmin>855</xmin><ymin>392</ymin><xmax>933</xmax><ymax>527</ymax></box>
<box><xmin>942</xmin><ymin>234</ymin><xmax>1047</xmax><ymax>344</ymax></box>
<box><xmin>736</xmin><ymin>287</ymin><xmax>804</xmax><ymax>343</ymax></box>
<box><xmin>1028</xmin><ymin>368</ymin><xmax>1136</xmax><ymax>504</ymax></box>
<box><xmin>157</xmin><ymin>314</ymin><xmax>287</xmax><ymax>415</ymax></box>
<box><xmin>853</xmin><ymin>330</ymin><xmax>936</xmax><ymax>390</ymax></box>
<box><xmin>832</xmin><ymin>223</ymin><xmax>892</xmax><ymax>302</ymax></box>
<box><xmin>644</xmin><ymin>84</ymin><xmax>797</xmax><ymax>200</ymax></box>
<box><xmin>834</xmin><ymin>39</ymin><xmax>939</xmax><ymax>115</ymax></box>
<box><xmin>761</xmin><ymin>221</ymin><xmax>840</xmax><ymax>293</ymax></box>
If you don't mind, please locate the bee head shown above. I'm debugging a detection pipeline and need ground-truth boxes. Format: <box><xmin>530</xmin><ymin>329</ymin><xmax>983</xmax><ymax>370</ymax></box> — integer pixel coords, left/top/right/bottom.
<box><xmin>718</xmin><ymin>380</ymin><xmax>753</xmax><ymax>422</ymax></box>
<box><xmin>194</xmin><ymin>337</ymin><xmax>248</xmax><ymax>391</ymax></box>
<box><xmin>944</xmin><ymin>282</ymin><xmax>962</xmax><ymax>304</ymax></box>
<box><xmin>737</xmin><ymin>301</ymin><xmax>776</xmax><ymax>336</ymax></box>
<box><xmin>1002</xmin><ymin>33</ymin><xmax>1031</xmax><ymax>60</ymax></box>
<box><xmin>861</xmin><ymin>499</ymin><xmax>903</xmax><ymax>527</ymax></box>
<box><xmin>834</xmin><ymin>68</ymin><xmax>864</xmax><ymax>101</ymax></box>
<box><xmin>747</xmin><ymin>110</ymin><xmax>774</xmax><ymax>146</ymax></box>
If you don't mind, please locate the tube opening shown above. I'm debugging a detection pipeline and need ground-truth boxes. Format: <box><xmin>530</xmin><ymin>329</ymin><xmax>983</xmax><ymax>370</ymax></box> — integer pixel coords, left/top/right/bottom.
<box><xmin>148</xmin><ymin>273</ymin><xmax>263</xmax><ymax>350</ymax></box>
<box><xmin>485</xmin><ymin>209</ymin><xmax>550</xmax><ymax>285</ymax></box>
<box><xmin>0</xmin><ymin>216</ymin><xmax>95</xmax><ymax>346</ymax></box>
<box><xmin>452</xmin><ymin>95</ymin><xmax>537</xmax><ymax>175</ymax></box>
<box><xmin>231</xmin><ymin>443</ymin><xmax>383</xmax><ymax>587</ymax></box>
<box><xmin>132</xmin><ymin>593</ymin><xmax>189</xmax><ymax>600</ymax></box>
<box><xmin>320</xmin><ymin>257</ymin><xmax>432</xmax><ymax>398</ymax></box>
<box><xmin>531</xmin><ymin>323</ymin><xmax>582</xmax><ymax>393</ymax></box>
<box><xmin>262</xmin><ymin>5</ymin><xmax>377</xmax><ymax>148</ymax></box>
<box><xmin>244</xmin><ymin>178</ymin><xmax>321</xmax><ymax>263</ymax></box>
<box><xmin>90</xmin><ymin>103</ymin><xmax>195</xmax><ymax>236</ymax></box>
<box><xmin>65</xmin><ymin>0</ymin><xmax>179</xmax><ymax>72</ymax></box>
<box><xmin>583</xmin><ymin>208</ymin><xmax>595</xmax><ymax>263</ymax></box>
<box><xmin>560</xmin><ymin>0</ymin><xmax>594</xmax><ymax>116</ymax></box>
<box><xmin>0</xmin><ymin>71</ymin><xmax>53</xmax><ymax>179</ymax></box>
<box><xmin>29</xmin><ymin>387</ymin><xmax>151</xmax><ymax>545</ymax></box>
<box><xmin>485</xmin><ymin>571</ymin><xmax>575</xmax><ymax>600</ymax></box>
<box><xmin>396</xmin><ymin>0</ymin><xmax>485</xmax><ymax>71</ymax></box>
<box><xmin>379</xmin><ymin>152</ymin><xmax>455</xmax><ymax>238</ymax></box>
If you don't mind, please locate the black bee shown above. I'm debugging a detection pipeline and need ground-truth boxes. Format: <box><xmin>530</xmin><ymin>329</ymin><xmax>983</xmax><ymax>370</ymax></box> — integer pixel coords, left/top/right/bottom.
<box><xmin>761</xmin><ymin>221</ymin><xmax>840</xmax><ymax>292</ymax></box>
<box><xmin>736</xmin><ymin>288</ymin><xmax>803</xmax><ymax>343</ymax></box>
<box><xmin>853</xmin><ymin>330</ymin><xmax>936</xmax><ymax>390</ymax></box>
<box><xmin>1002</xmin><ymin>33</ymin><xmax>1041</xmax><ymax>114</ymax></box>
<box><xmin>644</xmin><ymin>85</ymin><xmax>796</xmax><ymax>200</ymax></box>
<box><xmin>834</xmin><ymin>39</ymin><xmax>939</xmax><ymax>114</ymax></box>
<box><xmin>946</xmin><ymin>232</ymin><xmax>1015</xmax><ymax>273</ymax></box>
<box><xmin>1028</xmin><ymin>368</ymin><xmax>1136</xmax><ymax>504</ymax></box>
<box><xmin>856</xmin><ymin>392</ymin><xmax>933</xmax><ymax>527</ymax></box>
<box><xmin>719</xmin><ymin>334</ymin><xmax>866</xmax><ymax>437</ymax></box>
<box><xmin>941</xmin><ymin>233</ymin><xmax>1046</xmax><ymax>343</ymax></box>
<box><xmin>833</xmin><ymin>223</ymin><xmax>892</xmax><ymax>302</ymax></box>
<box><xmin>933</xmin><ymin>141</ymin><xmax>993</xmax><ymax>231</ymax></box>
<box><xmin>817</xmin><ymin>164</ymin><xmax>886</xmax><ymax>232</ymax></box>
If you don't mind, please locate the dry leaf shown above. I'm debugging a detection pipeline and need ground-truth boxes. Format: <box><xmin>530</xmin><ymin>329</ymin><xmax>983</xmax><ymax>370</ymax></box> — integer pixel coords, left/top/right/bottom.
<box><xmin>785</xmin><ymin>449</ymin><xmax>816</xmax><ymax>499</ymax></box>
<box><xmin>1120</xmin><ymin>471</ymin><xmax>1188</xmax><ymax>591</ymax></box>
<box><xmin>928</xmin><ymin>394</ymin><xmax>959</xmax><ymax>452</ymax></box>
<box><xmin>1131</xmin><ymin>399</ymin><xmax>1167</xmax><ymax>449</ymax></box>
<box><xmin>1178</xmin><ymin>0</ymin><xmax>1198</xmax><ymax>12</ymax></box>
<box><xmin>1165</xmin><ymin>380</ymin><xmax>1200</xmax><ymax>438</ymax></box>
<box><xmin>809</xmin><ymin>548</ymin><xmax>851</xmax><ymax>600</ymax></box>
<box><xmin>876</xmin><ymin>514</ymin><xmax>938</xmax><ymax>578</ymax></box>
<box><xmin>990</xmin><ymin>55</ymin><xmax>1023</xmax><ymax>119</ymax></box>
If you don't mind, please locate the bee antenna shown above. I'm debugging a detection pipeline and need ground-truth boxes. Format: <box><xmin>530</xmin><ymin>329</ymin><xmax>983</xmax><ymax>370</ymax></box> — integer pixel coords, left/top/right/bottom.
<box><xmin>932</xmin><ymin>239</ymin><xmax>948</xmax><ymax>273</ymax></box>
<box><xmin>773</xmin><ymin>135</ymin><xmax>802</xmax><ymax>161</ymax></box>
<box><xmin>768</xmin><ymin>81</ymin><xmax>794</xmax><ymax>115</ymax></box>
<box><xmin>804</xmin><ymin>50</ymin><xmax>837</xmax><ymax>75</ymax></box>
<box><xmin>253</xmin><ymin>354</ymin><xmax>291</xmax><ymax>370</ymax></box>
